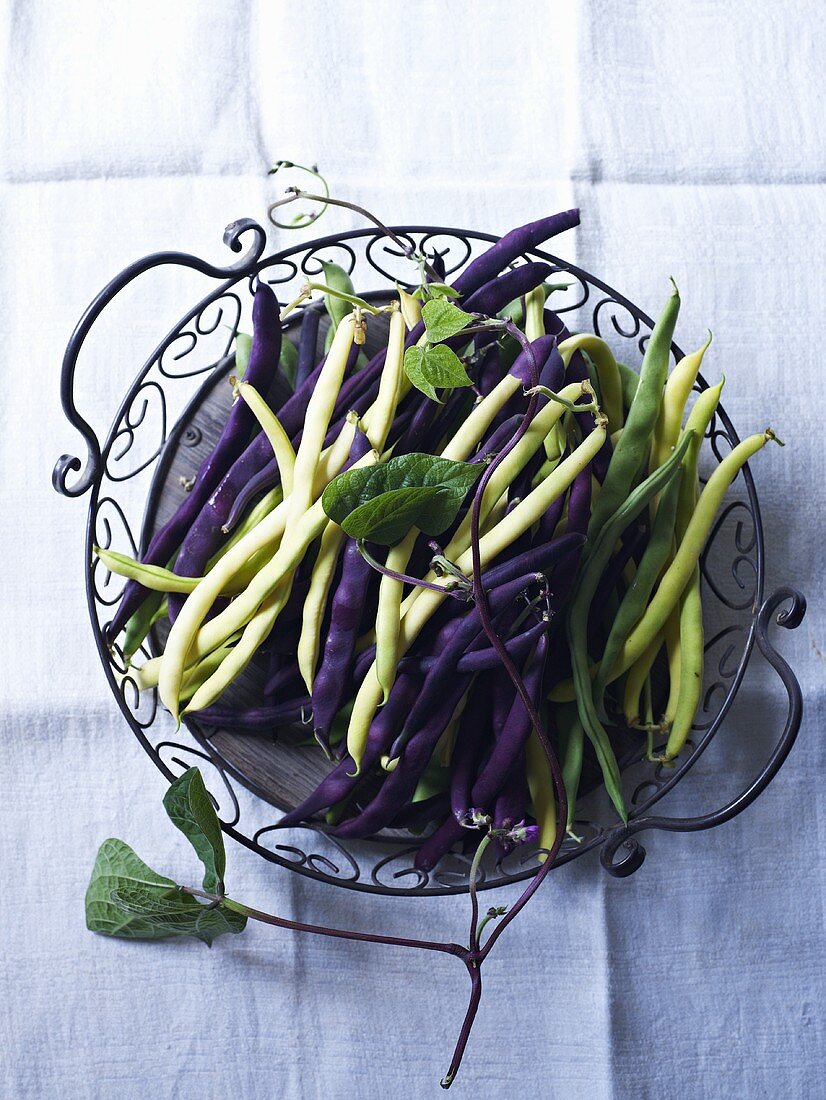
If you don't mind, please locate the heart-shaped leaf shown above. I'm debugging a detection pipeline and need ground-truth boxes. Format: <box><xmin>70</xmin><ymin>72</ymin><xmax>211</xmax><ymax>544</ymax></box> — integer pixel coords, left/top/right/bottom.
<box><xmin>162</xmin><ymin>768</ymin><xmax>225</xmax><ymax>894</ymax></box>
<box><xmin>404</xmin><ymin>345</ymin><xmax>473</xmax><ymax>401</ymax></box>
<box><xmin>322</xmin><ymin>453</ymin><xmax>481</xmax><ymax>545</ymax></box>
<box><xmin>421</xmin><ymin>299</ymin><xmax>474</xmax><ymax>343</ymax></box>
<box><xmin>108</xmin><ymin>883</ymin><xmax>246</xmax><ymax>947</ymax></box>
<box><xmin>85</xmin><ymin>838</ymin><xmax>246</xmax><ymax>946</ymax></box>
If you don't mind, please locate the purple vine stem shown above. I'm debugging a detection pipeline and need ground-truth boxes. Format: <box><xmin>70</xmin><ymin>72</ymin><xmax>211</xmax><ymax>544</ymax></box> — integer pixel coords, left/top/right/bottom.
<box><xmin>435</xmin><ymin>322</ymin><xmax>570</xmax><ymax>1084</ymax></box>
<box><xmin>357</xmin><ymin>539</ymin><xmax>472</xmax><ymax>599</ymax></box>
<box><xmin>188</xmin><ymin>890</ymin><xmax>468</xmax><ymax>960</ymax></box>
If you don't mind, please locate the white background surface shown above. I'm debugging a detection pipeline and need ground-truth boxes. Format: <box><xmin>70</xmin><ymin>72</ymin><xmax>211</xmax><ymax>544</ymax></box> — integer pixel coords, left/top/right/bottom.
<box><xmin>1</xmin><ymin>2</ymin><xmax>824</xmax><ymax>1097</ymax></box>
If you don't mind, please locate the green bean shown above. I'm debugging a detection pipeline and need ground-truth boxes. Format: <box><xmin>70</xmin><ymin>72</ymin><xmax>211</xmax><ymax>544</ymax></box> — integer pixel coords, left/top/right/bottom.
<box><xmin>556</xmin><ymin>703</ymin><xmax>584</xmax><ymax>839</ymax></box>
<box><xmin>591</xmin><ymin>469</ymin><xmax>683</xmax><ymax>720</ymax></box>
<box><xmin>675</xmin><ymin>378</ymin><xmax>724</xmax><ymax>538</ymax></box>
<box><xmin>642</xmin><ymin>670</ymin><xmax>656</xmax><ymax>759</ymax></box>
<box><xmin>587</xmin><ymin>282</ymin><xmax>680</xmax><ymax>542</ymax></box>
<box><xmin>654</xmin><ymin>381</ymin><xmax>722</xmax><ymax>752</ymax></box>
<box><xmin>95</xmin><ymin>548</ymin><xmax>250</xmax><ymax>596</ymax></box>
<box><xmin>278</xmin><ymin>334</ymin><xmax>298</xmax><ymax>388</ymax></box>
<box><xmin>122</xmin><ymin>590</ymin><xmax>166</xmax><ymax>661</ymax></box>
<box><xmin>550</xmin><ymin>378</ymin><xmax>726</xmax><ymax>710</ymax></box>
<box><xmin>559</xmin><ymin>335</ymin><xmax>623</xmax><ymax>433</ymax></box>
<box><xmin>663</xmin><ymin>566</ymin><xmax>704</xmax><ymax>759</ymax></box>
<box><xmin>617</xmin><ymin>361</ymin><xmax>640</xmax><ymax>412</ymax></box>
<box><xmin>567</xmin><ymin>430</ymin><xmax>693</xmax><ymax>820</ymax></box>
<box><xmin>612</xmin><ymin>429</ymin><xmax>782</xmax><ymax>680</ymax></box>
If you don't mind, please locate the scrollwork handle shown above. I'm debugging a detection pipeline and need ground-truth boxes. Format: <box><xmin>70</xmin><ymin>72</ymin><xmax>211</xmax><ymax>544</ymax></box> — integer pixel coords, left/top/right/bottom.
<box><xmin>600</xmin><ymin>586</ymin><xmax>806</xmax><ymax>877</ymax></box>
<box><xmin>52</xmin><ymin>218</ymin><xmax>267</xmax><ymax>498</ymax></box>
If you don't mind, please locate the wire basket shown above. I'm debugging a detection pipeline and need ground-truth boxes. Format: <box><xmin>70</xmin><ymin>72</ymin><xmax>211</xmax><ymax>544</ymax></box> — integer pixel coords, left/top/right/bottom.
<box><xmin>53</xmin><ymin>219</ymin><xmax>805</xmax><ymax>895</ymax></box>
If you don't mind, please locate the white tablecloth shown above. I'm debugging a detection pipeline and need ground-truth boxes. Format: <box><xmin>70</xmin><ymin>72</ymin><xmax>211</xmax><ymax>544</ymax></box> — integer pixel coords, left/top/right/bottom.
<box><xmin>2</xmin><ymin>3</ymin><xmax>824</xmax><ymax>1097</ymax></box>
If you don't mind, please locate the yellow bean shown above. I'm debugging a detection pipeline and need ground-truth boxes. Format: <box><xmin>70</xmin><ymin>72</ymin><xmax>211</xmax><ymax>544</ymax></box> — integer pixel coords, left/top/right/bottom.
<box><xmin>158</xmin><ymin>502</ymin><xmax>287</xmax><ymax>719</ymax></box>
<box><xmin>289</xmin><ymin>312</ymin><xmax>356</xmax><ymax>519</ymax></box>
<box><xmin>559</xmin><ymin>334</ymin><xmax>623</xmax><ymax>433</ymax></box>
<box><xmin>297</xmin><ymin>523</ymin><xmax>346</xmax><ymax>693</ymax></box>
<box><xmin>650</xmin><ymin>334</ymin><xmax>712</xmax><ymax>474</ymax></box>
<box><xmin>183</xmin><ymin>587</ymin><xmax>290</xmax><ymax>716</ymax></box>
<box><xmin>525</xmin><ymin>728</ymin><xmax>556</xmax><ymax>859</ymax></box>
<box><xmin>234</xmin><ymin>382</ymin><xmax>296</xmax><ymax>495</ymax></box>
<box><xmin>611</xmin><ymin>430</ymin><xmax>780</xmax><ymax>680</ymax></box>
<box><xmin>362</xmin><ymin>309</ymin><xmax>405</xmax><ymax>451</ymax></box>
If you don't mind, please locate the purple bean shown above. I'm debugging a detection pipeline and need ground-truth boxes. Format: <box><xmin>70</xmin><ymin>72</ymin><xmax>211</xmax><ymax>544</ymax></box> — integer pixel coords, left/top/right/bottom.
<box><xmin>333</xmin><ymin>678</ymin><xmax>471</xmax><ymax>839</ymax></box>
<box><xmin>276</xmin><ymin>672</ymin><xmax>421</xmax><ymax>828</ymax></box>
<box><xmin>107</xmin><ymin>281</ymin><xmax>283</xmax><ymax>639</ymax></box>
<box><xmin>468</xmin><ymin>414</ymin><xmax>524</xmax><ymax>464</ymax></box>
<box><xmin>191</xmin><ymin>698</ymin><xmax>310</xmax><ymax>732</ymax></box>
<box><xmin>427</xmin><ymin>252</ymin><xmax>447</xmax><ymax>282</ymax></box>
<box><xmin>264</xmin><ymin>660</ymin><xmax>303</xmax><ymax>701</ymax></box>
<box><xmin>309</xmin><ymin>432</ymin><xmax>376</xmax><ymax>750</ymax></box>
<box><xmin>295</xmin><ymin>302</ymin><xmax>323</xmax><ymax>389</ymax></box>
<box><xmin>388</xmin><ymin>792</ymin><xmax>450</xmax><ymax>831</ymax></box>
<box><xmin>469</xmin><ymin>633</ymin><xmax>548</xmax><ymax>813</ymax></box>
<box><xmin>451</xmin><ymin>210</ymin><xmax>580</xmax><ymax>297</ymax></box>
<box><xmin>462</xmin><ymin>263</ymin><xmax>552</xmax><ymax>322</ymax></box>
<box><xmin>449</xmin><ymin>677</ymin><xmax>493</xmax><ymax>823</ymax></box>
<box><xmin>414</xmin><ymin>815</ymin><xmax>466</xmax><ymax>872</ymax></box>
<box><xmin>507</xmin><ymin>334</ymin><xmax>557</xmax><ymax>389</ymax></box>
<box><xmin>493</xmin><ymin>752</ymin><xmax>528</xmax><ymax>831</ymax></box>
<box><xmin>475</xmin><ymin>343</ymin><xmax>501</xmax><ymax>398</ymax></box>
<box><xmin>492</xmin><ymin>754</ymin><xmax>529</xmax><ymax>860</ymax></box>
<box><xmin>385</xmin><ymin>574</ymin><xmax>541</xmax><ymax>764</ymax></box>
<box><xmin>351</xmin><ymin>530</ymin><xmax>586</xmax><ymax>682</ymax></box>
<box><xmin>399</xmin><ymin>618</ymin><xmax>548</xmax><ymax>676</ymax></box>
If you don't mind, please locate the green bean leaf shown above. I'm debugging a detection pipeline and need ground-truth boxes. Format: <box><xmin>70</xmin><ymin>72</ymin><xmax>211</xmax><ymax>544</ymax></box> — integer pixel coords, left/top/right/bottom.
<box><xmin>163</xmin><ymin>768</ymin><xmax>226</xmax><ymax>894</ymax></box>
<box><xmin>421</xmin><ymin>299</ymin><xmax>474</xmax><ymax>343</ymax></box>
<box><xmin>85</xmin><ymin>838</ymin><xmax>246</xmax><ymax>945</ymax></box>
<box><xmin>425</xmin><ymin>282</ymin><xmax>462</xmax><ymax>300</ymax></box>
<box><xmin>404</xmin><ymin>345</ymin><xmax>473</xmax><ymax>401</ymax></box>
<box><xmin>234</xmin><ymin>332</ymin><xmax>252</xmax><ymax>379</ymax></box>
<box><xmin>322</xmin><ymin>453</ymin><xmax>481</xmax><ymax>545</ymax></box>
